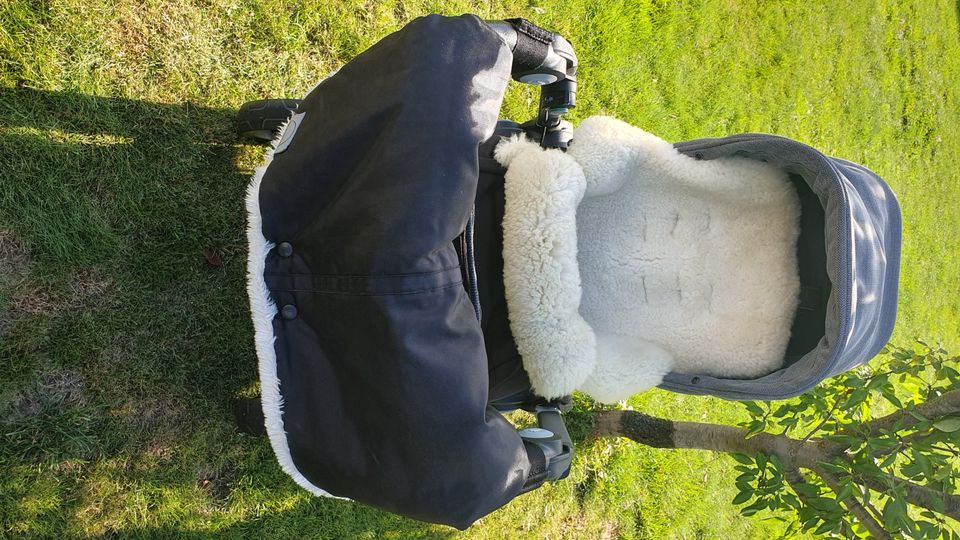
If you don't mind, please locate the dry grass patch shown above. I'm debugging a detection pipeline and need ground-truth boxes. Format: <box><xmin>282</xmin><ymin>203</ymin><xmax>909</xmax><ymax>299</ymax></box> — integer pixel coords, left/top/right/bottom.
<box><xmin>0</xmin><ymin>227</ymin><xmax>31</xmax><ymax>282</ymax></box>
<box><xmin>5</xmin><ymin>266</ymin><xmax>114</xmax><ymax>319</ymax></box>
<box><xmin>0</xmin><ymin>227</ymin><xmax>32</xmax><ymax>336</ymax></box>
<box><xmin>5</xmin><ymin>367</ymin><xmax>87</xmax><ymax>420</ymax></box>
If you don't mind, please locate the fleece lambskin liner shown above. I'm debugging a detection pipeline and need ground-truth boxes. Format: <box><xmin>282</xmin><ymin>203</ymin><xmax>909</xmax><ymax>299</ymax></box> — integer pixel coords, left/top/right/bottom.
<box><xmin>497</xmin><ymin>117</ymin><xmax>803</xmax><ymax>402</ymax></box>
<box><xmin>496</xmin><ymin>119</ymin><xmax>902</xmax><ymax>402</ymax></box>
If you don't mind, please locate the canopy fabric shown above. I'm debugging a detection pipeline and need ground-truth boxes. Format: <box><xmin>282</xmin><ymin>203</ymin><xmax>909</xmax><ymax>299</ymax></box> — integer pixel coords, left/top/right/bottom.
<box><xmin>663</xmin><ymin>135</ymin><xmax>902</xmax><ymax>399</ymax></box>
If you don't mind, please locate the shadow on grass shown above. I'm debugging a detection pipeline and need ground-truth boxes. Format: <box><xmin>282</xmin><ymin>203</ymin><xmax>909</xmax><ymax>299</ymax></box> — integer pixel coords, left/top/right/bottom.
<box><xmin>84</xmin><ymin>496</ymin><xmax>454</xmax><ymax>540</ymax></box>
<box><xmin>0</xmin><ymin>86</ymin><xmax>455</xmax><ymax>538</ymax></box>
<box><xmin>0</xmin><ymin>85</ymin><xmax>257</xmax><ymax>406</ymax></box>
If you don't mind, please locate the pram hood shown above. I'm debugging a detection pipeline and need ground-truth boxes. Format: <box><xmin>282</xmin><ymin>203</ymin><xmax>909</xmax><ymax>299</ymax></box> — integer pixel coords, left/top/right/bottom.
<box><xmin>663</xmin><ymin>134</ymin><xmax>902</xmax><ymax>400</ymax></box>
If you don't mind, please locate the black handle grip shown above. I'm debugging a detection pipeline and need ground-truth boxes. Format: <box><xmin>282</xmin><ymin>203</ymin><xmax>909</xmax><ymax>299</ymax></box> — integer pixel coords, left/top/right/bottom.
<box><xmin>486</xmin><ymin>19</ymin><xmax>576</xmax><ymax>85</ymax></box>
<box><xmin>504</xmin><ymin>18</ymin><xmax>553</xmax><ymax>73</ymax></box>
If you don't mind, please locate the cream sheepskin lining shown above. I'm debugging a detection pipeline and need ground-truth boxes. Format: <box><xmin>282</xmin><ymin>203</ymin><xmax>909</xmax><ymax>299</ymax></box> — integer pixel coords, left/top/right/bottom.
<box><xmin>497</xmin><ymin>116</ymin><xmax>801</xmax><ymax>403</ymax></box>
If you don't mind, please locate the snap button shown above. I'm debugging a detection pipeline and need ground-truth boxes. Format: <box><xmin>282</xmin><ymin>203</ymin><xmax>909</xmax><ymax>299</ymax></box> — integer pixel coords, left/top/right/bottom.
<box><xmin>280</xmin><ymin>304</ymin><xmax>298</xmax><ymax>320</ymax></box>
<box><xmin>277</xmin><ymin>242</ymin><xmax>293</xmax><ymax>257</ymax></box>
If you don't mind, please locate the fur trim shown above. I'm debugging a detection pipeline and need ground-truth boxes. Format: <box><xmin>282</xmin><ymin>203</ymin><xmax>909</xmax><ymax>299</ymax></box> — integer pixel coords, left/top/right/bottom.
<box><xmin>245</xmin><ymin>115</ymin><xmax>340</xmax><ymax>498</ymax></box>
<box><xmin>578</xmin><ymin>332</ymin><xmax>674</xmax><ymax>403</ymax></box>
<box><xmin>568</xmin><ymin>116</ymin><xmax>676</xmax><ymax>198</ymax></box>
<box><xmin>495</xmin><ymin>135</ymin><xmax>597</xmax><ymax>399</ymax></box>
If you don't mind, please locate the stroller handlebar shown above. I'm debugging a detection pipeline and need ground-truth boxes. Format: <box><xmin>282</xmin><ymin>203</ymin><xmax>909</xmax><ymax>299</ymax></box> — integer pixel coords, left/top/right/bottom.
<box><xmin>531</xmin><ymin>404</ymin><xmax>575</xmax><ymax>480</ymax></box>
<box><xmin>487</xmin><ymin>18</ymin><xmax>578</xmax><ymax>149</ymax></box>
<box><xmin>486</xmin><ymin>18</ymin><xmax>577</xmax><ymax>85</ymax></box>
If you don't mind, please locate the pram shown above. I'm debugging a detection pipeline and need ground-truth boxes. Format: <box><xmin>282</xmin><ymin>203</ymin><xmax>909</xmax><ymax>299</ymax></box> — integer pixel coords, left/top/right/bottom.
<box><xmin>239</xmin><ymin>14</ymin><xmax>901</xmax><ymax>528</ymax></box>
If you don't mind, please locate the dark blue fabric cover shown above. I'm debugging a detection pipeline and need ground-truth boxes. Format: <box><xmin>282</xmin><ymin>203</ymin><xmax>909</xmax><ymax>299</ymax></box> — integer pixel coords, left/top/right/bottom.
<box><xmin>255</xmin><ymin>15</ymin><xmax>530</xmax><ymax>528</ymax></box>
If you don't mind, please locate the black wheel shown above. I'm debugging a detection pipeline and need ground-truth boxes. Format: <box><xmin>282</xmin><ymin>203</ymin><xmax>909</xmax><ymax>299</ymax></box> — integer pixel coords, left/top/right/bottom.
<box><xmin>237</xmin><ymin>99</ymin><xmax>302</xmax><ymax>142</ymax></box>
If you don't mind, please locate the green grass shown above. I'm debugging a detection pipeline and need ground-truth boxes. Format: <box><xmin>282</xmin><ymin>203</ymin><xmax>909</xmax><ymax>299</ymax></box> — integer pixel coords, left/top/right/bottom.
<box><xmin>1</xmin><ymin>0</ymin><xmax>958</xmax><ymax>538</ymax></box>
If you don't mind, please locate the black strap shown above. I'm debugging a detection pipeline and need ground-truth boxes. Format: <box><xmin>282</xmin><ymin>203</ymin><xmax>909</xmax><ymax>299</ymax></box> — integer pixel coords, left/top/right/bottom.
<box><xmin>464</xmin><ymin>209</ymin><xmax>482</xmax><ymax>321</ymax></box>
<box><xmin>505</xmin><ymin>18</ymin><xmax>552</xmax><ymax>72</ymax></box>
<box><xmin>454</xmin><ymin>208</ymin><xmax>483</xmax><ymax>322</ymax></box>
<box><xmin>519</xmin><ymin>441</ymin><xmax>548</xmax><ymax>494</ymax></box>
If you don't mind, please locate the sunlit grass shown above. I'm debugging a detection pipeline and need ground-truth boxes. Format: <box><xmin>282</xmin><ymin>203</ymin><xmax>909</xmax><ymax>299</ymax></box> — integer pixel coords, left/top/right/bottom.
<box><xmin>2</xmin><ymin>0</ymin><xmax>958</xmax><ymax>538</ymax></box>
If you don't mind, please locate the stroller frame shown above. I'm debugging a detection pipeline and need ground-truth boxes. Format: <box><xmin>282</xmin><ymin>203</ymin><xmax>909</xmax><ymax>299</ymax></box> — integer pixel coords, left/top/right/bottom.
<box><xmin>239</xmin><ymin>13</ymin><xmax>900</xmax><ymax>529</ymax></box>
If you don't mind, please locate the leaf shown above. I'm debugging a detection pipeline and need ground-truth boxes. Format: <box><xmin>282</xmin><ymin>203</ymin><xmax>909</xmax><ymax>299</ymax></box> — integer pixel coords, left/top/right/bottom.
<box><xmin>818</xmin><ymin>460</ymin><xmax>848</xmax><ymax>475</ymax></box>
<box><xmin>732</xmin><ymin>453</ymin><xmax>754</xmax><ymax>465</ymax></box>
<box><xmin>836</xmin><ymin>482</ymin><xmax>853</xmax><ymax>501</ymax></box>
<box><xmin>881</xmin><ymin>386</ymin><xmax>904</xmax><ymax>408</ymax></box>
<box><xmin>745</xmin><ymin>420</ymin><xmax>766</xmax><ymax>438</ymax></box>
<box><xmin>781</xmin><ymin>492</ymin><xmax>800</xmax><ymax>510</ymax></box>
<box><xmin>940</xmin><ymin>366</ymin><xmax>960</xmax><ymax>382</ymax></box>
<box><xmin>901</xmin><ymin>461</ymin><xmax>924</xmax><ymax>479</ymax></box>
<box><xmin>766</xmin><ymin>477</ymin><xmax>784</xmax><ymax>492</ymax></box>
<box><xmin>798</xmin><ymin>506</ymin><xmax>819</xmax><ymax>526</ymax></box>
<box><xmin>732</xmin><ymin>490</ymin><xmax>754</xmax><ymax>505</ymax></box>
<box><xmin>867</xmin><ymin>373</ymin><xmax>890</xmax><ymax>389</ymax></box>
<box><xmin>792</xmin><ymin>481</ymin><xmax>820</xmax><ymax>498</ymax></box>
<box><xmin>755</xmin><ymin>452</ymin><xmax>768</xmax><ymax>472</ymax></box>
<box><xmin>744</xmin><ymin>401</ymin><xmax>765</xmax><ymax>416</ymax></box>
<box><xmin>934</xmin><ymin>464</ymin><xmax>953</xmax><ymax>481</ymax></box>
<box><xmin>912</xmin><ymin>449</ymin><xmax>934</xmax><ymax>478</ymax></box>
<box><xmin>203</xmin><ymin>247</ymin><xmax>223</xmax><ymax>267</ymax></box>
<box><xmin>845</xmin><ymin>387</ymin><xmax>870</xmax><ymax>409</ymax></box>
<box><xmin>882</xmin><ymin>497</ymin><xmax>908</xmax><ymax>532</ymax></box>
<box><xmin>878</xmin><ymin>451</ymin><xmax>900</xmax><ymax>469</ymax></box>
<box><xmin>740</xmin><ymin>499</ymin><xmax>768</xmax><ymax>516</ymax></box>
<box><xmin>932</xmin><ymin>417</ymin><xmax>960</xmax><ymax>433</ymax></box>
<box><xmin>769</xmin><ymin>453</ymin><xmax>784</xmax><ymax>472</ymax></box>
<box><xmin>867</xmin><ymin>436</ymin><xmax>899</xmax><ymax>450</ymax></box>
<box><xmin>851</xmin><ymin>458</ymin><xmax>884</xmax><ymax>478</ymax></box>
<box><xmin>814</xmin><ymin>519</ymin><xmax>839</xmax><ymax>536</ymax></box>
<box><xmin>929</xmin><ymin>493</ymin><xmax>946</xmax><ymax>514</ymax></box>
<box><xmin>917</xmin><ymin>520</ymin><xmax>939</xmax><ymax>540</ymax></box>
<box><xmin>772</xmin><ymin>405</ymin><xmax>792</xmax><ymax>418</ymax></box>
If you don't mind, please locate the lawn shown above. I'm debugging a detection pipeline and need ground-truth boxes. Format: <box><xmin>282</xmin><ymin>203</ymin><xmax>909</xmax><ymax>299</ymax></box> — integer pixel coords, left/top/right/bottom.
<box><xmin>1</xmin><ymin>0</ymin><xmax>958</xmax><ymax>538</ymax></box>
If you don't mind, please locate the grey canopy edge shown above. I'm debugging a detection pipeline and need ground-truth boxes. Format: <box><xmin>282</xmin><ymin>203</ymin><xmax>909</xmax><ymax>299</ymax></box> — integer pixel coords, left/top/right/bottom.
<box><xmin>656</xmin><ymin>134</ymin><xmax>902</xmax><ymax>401</ymax></box>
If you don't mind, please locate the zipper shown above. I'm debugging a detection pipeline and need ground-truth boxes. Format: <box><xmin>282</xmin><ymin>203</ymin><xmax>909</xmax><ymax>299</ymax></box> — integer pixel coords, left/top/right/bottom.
<box><xmin>464</xmin><ymin>207</ymin><xmax>483</xmax><ymax>322</ymax></box>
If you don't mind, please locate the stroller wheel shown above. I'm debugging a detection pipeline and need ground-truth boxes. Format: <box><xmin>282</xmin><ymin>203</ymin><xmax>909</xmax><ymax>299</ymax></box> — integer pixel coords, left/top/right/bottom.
<box><xmin>237</xmin><ymin>99</ymin><xmax>302</xmax><ymax>142</ymax></box>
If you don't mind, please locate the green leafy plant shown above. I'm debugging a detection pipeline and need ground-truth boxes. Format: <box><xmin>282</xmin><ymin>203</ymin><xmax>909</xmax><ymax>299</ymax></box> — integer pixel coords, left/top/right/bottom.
<box><xmin>593</xmin><ymin>343</ymin><xmax>960</xmax><ymax>539</ymax></box>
